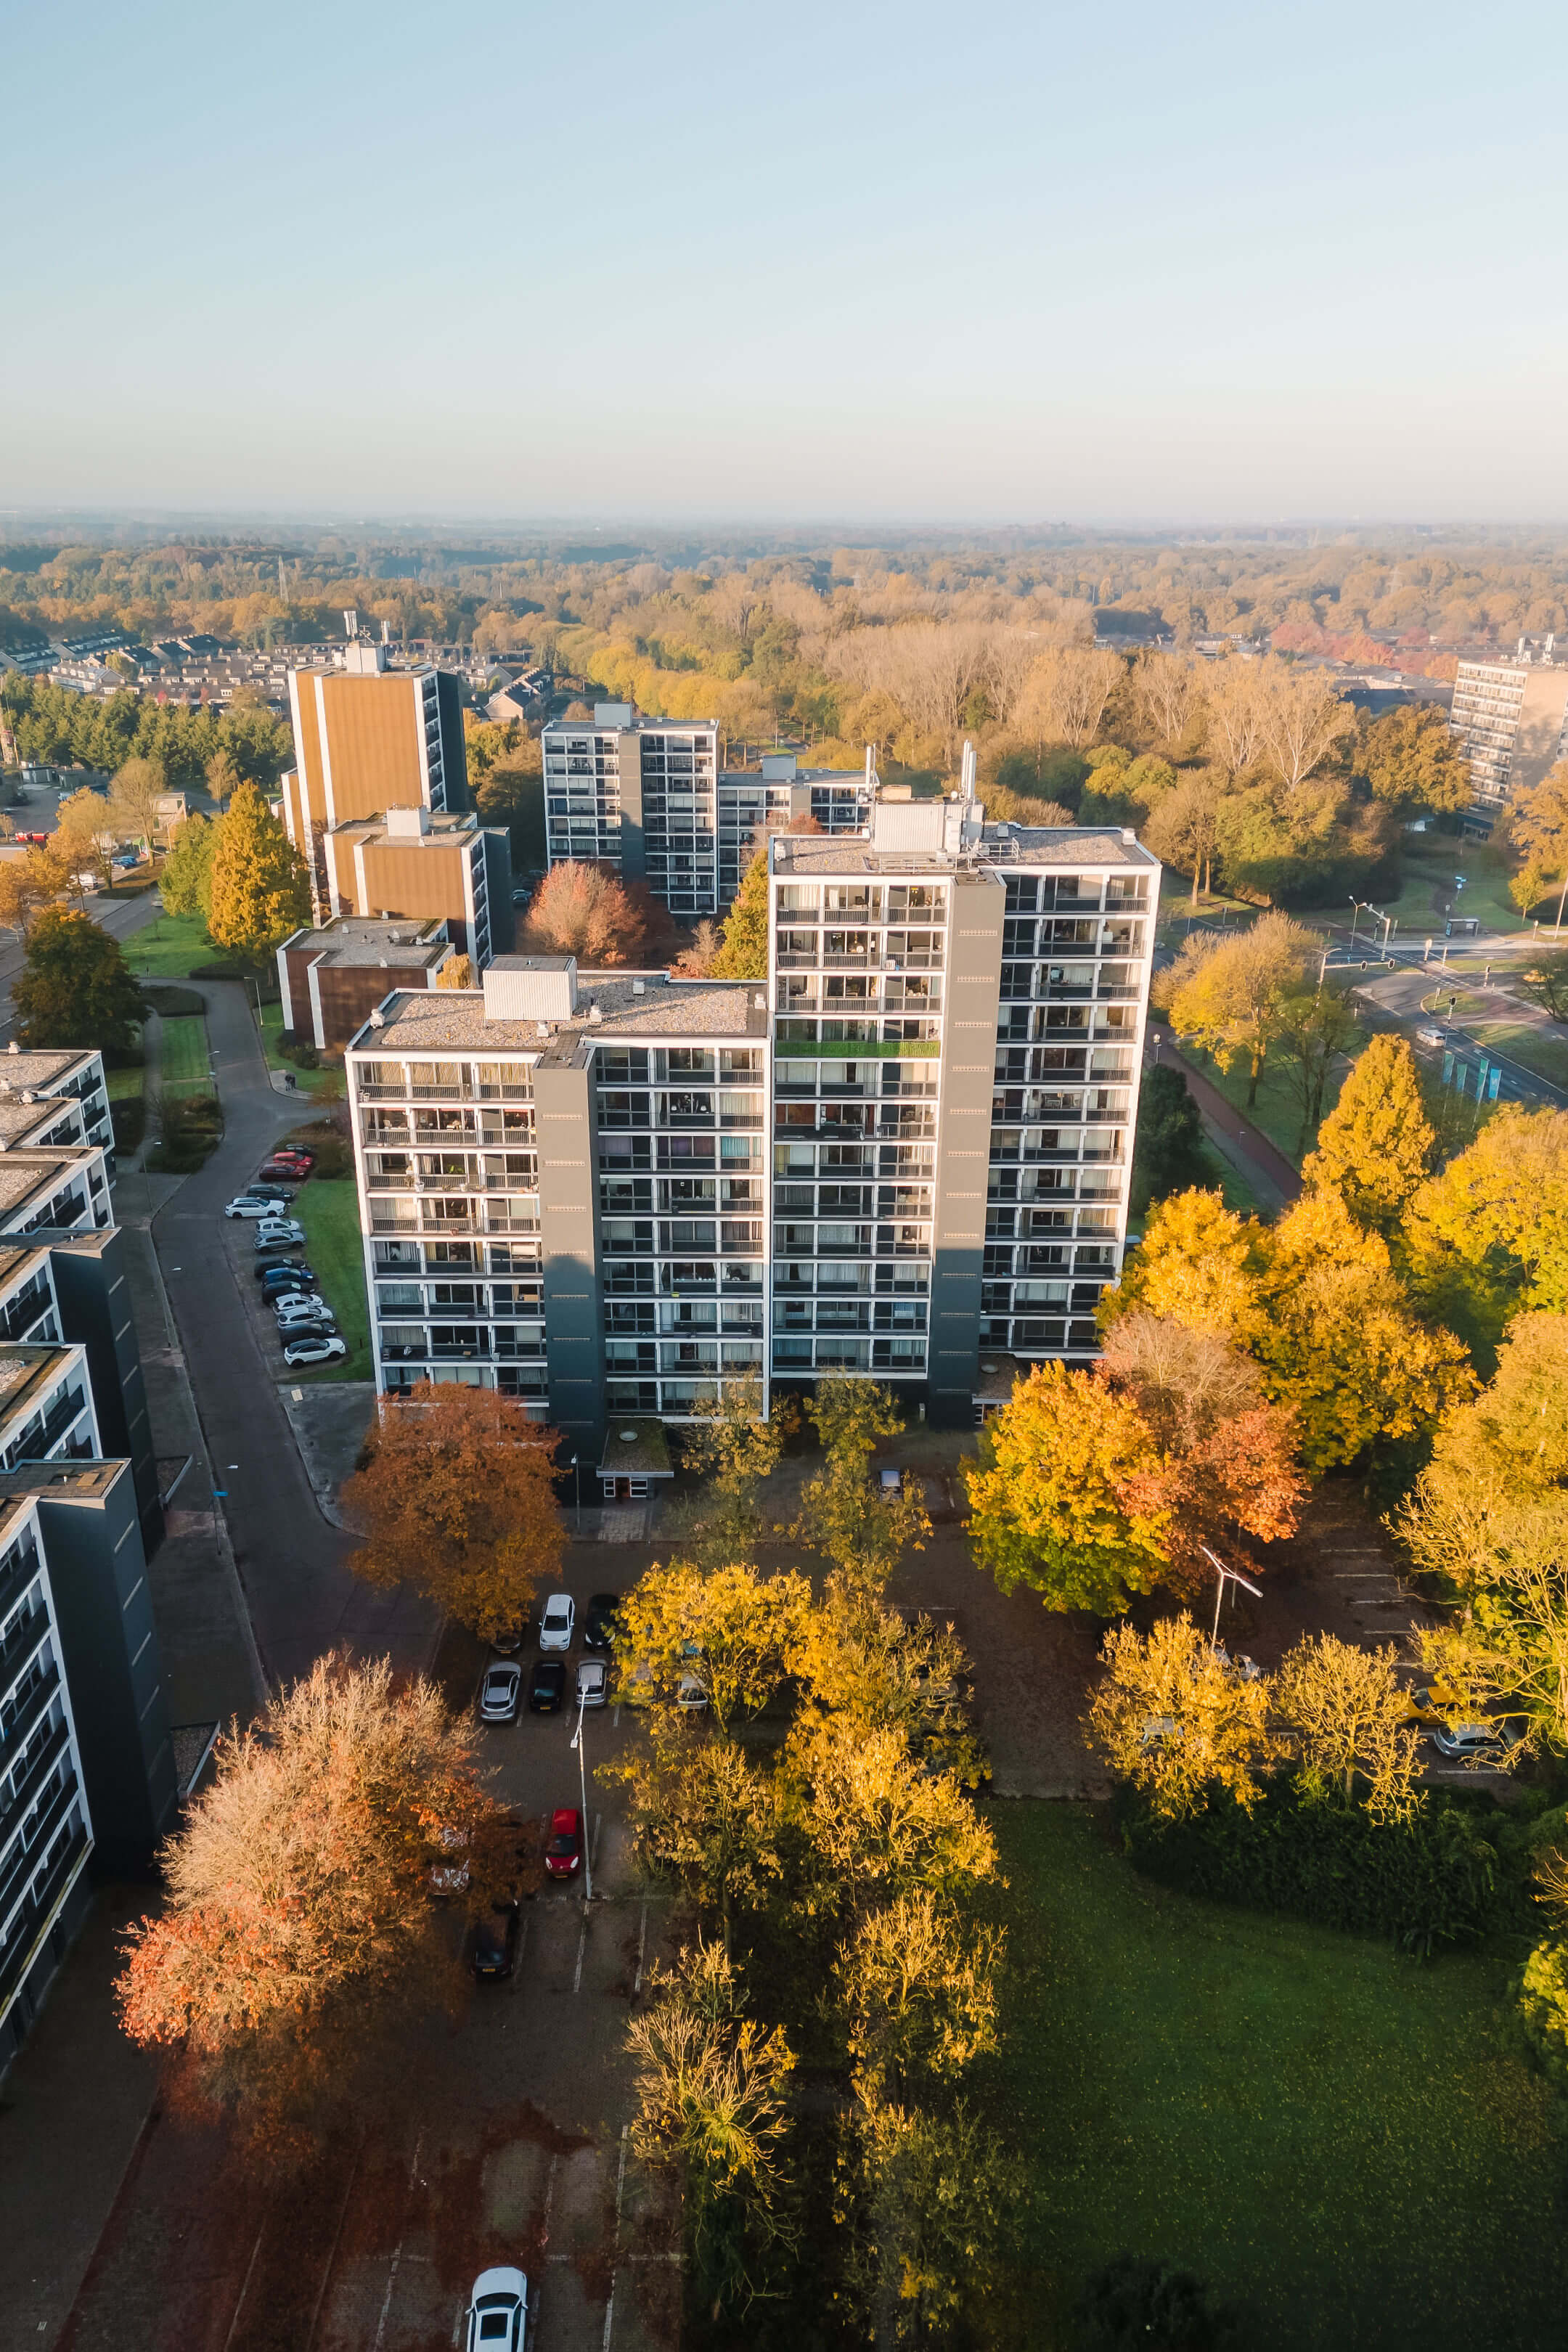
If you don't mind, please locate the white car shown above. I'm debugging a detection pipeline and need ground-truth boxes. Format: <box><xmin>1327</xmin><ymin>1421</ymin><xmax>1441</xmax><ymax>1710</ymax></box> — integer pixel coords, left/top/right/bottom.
<box><xmin>538</xmin><ymin>1593</ymin><xmax>575</xmax><ymax>1652</ymax></box>
<box><xmin>256</xmin><ymin>1220</ymin><xmax>306</xmax><ymax>1246</ymax></box>
<box><xmin>275</xmin><ymin>1302</ymin><xmax>335</xmax><ymax>1333</ymax></box>
<box><xmin>1415</xmin><ymin>1024</ymin><xmax>1448</xmax><ymax>1049</ymax></box>
<box><xmin>282</xmin><ymin>1333</ymin><xmax>348</xmax><ymax>1368</ymax></box>
<box><xmin>575</xmin><ymin>1657</ymin><xmax>607</xmax><ymax>1710</ymax></box>
<box><xmin>879</xmin><ymin>1466</ymin><xmax>903</xmax><ymax>1496</ymax></box>
<box><xmin>465</xmin><ymin>2267</ymin><xmax>529</xmax><ymax>2351</ymax></box>
<box><xmin>480</xmin><ymin>1661</ymin><xmax>522</xmax><ymax>1723</ymax></box>
<box><xmin>225</xmin><ymin>1196</ymin><xmax>279</xmax><ymax>1219</ymax></box>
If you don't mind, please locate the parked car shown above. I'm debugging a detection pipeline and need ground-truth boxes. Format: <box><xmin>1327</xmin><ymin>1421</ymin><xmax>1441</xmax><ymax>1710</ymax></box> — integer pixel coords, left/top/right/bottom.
<box><xmin>480</xmin><ymin>1661</ymin><xmax>522</xmax><ymax>1723</ymax></box>
<box><xmin>268</xmin><ymin>1148</ymin><xmax>315</xmax><ymax>1172</ymax></box>
<box><xmin>575</xmin><ymin>1657</ymin><xmax>607</xmax><ymax>1710</ymax></box>
<box><xmin>253</xmin><ymin>1247</ymin><xmax>307</xmax><ymax>1274</ymax></box>
<box><xmin>428</xmin><ymin>1824</ymin><xmax>470</xmax><ymax>1899</ymax></box>
<box><xmin>538</xmin><ymin>1593</ymin><xmax>575</xmax><ymax>1652</ymax></box>
<box><xmin>583</xmin><ymin>1592</ymin><xmax>621</xmax><ymax>1653</ymax></box>
<box><xmin>879</xmin><ymin>1466</ymin><xmax>904</xmax><ymax>1496</ymax></box>
<box><xmin>255</xmin><ymin>1220</ymin><xmax>307</xmax><ymax>1248</ymax></box>
<box><xmin>1427</xmin><ymin>1719</ymin><xmax>1519</xmax><ymax>1763</ymax></box>
<box><xmin>1415</xmin><ymin>1025</ymin><xmax>1449</xmax><ymax>1049</ymax></box>
<box><xmin>468</xmin><ymin>1903</ymin><xmax>521</xmax><ymax>1983</ymax></box>
<box><xmin>258</xmin><ymin>1265</ymin><xmax>317</xmax><ymax>1296</ymax></box>
<box><xmin>491</xmin><ymin>1622</ymin><xmax>526</xmax><ymax>1656</ymax></box>
<box><xmin>465</xmin><ymin>2268</ymin><xmax>529</xmax><ymax>2352</ymax></box>
<box><xmin>225</xmin><ymin>1196</ymin><xmax>279</xmax><ymax>1220</ymax></box>
<box><xmin>258</xmin><ymin>1161</ymin><xmax>309</xmax><ymax>1183</ymax></box>
<box><xmin>677</xmin><ymin>1673</ymin><xmax>709</xmax><ymax>1712</ymax></box>
<box><xmin>275</xmin><ymin>1301</ymin><xmax>336</xmax><ymax>1334</ymax></box>
<box><xmin>282</xmin><ymin>1334</ymin><xmax>348</xmax><ymax>1368</ymax></box>
<box><xmin>544</xmin><ymin>1806</ymin><xmax>582</xmax><ymax>1880</ymax></box>
<box><xmin>242</xmin><ymin>1182</ymin><xmax>294</xmax><ymax>1205</ymax></box>
<box><xmin>528</xmin><ymin>1659</ymin><xmax>566</xmax><ymax>1714</ymax></box>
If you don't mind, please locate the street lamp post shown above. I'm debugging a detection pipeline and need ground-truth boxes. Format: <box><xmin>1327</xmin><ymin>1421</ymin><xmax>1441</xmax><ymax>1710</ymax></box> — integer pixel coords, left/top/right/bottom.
<box><xmin>1201</xmin><ymin>1545</ymin><xmax>1263</xmax><ymax>1649</ymax></box>
<box><xmin>570</xmin><ymin>1453</ymin><xmax>581</xmax><ymax>1532</ymax></box>
<box><xmin>569</xmin><ymin>1686</ymin><xmax>593</xmax><ymax>1904</ymax></box>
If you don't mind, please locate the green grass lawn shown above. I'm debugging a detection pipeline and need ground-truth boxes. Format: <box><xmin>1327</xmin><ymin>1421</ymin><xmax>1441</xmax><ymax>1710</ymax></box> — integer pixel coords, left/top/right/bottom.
<box><xmin>105</xmin><ymin>1061</ymin><xmax>145</xmax><ymax>1101</ymax></box>
<box><xmin>256</xmin><ymin>1000</ymin><xmax>339</xmax><ymax>1100</ymax></box>
<box><xmin>158</xmin><ymin>1013</ymin><xmax>213</xmax><ymax>1101</ymax></box>
<box><xmin>983</xmin><ymin>1805</ymin><xmax>1567</xmax><ymax>2352</ymax></box>
<box><xmin>122</xmin><ymin>911</ymin><xmax>215</xmax><ymax>976</ymax></box>
<box><xmin>1175</xmin><ymin>1044</ymin><xmax>1336</xmax><ymax>1169</ymax></box>
<box><xmin>1368</xmin><ymin>838</ymin><xmax>1529</xmax><ymax>937</ymax></box>
<box><xmin>293</xmin><ymin>1178</ymin><xmax>371</xmax><ymax>1381</ymax></box>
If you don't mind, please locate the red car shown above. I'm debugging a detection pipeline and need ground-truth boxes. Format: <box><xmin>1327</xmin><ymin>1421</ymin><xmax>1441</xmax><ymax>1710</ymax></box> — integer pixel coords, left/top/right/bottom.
<box><xmin>267</xmin><ymin>1150</ymin><xmax>314</xmax><ymax>1173</ymax></box>
<box><xmin>544</xmin><ymin>1806</ymin><xmax>582</xmax><ymax>1880</ymax></box>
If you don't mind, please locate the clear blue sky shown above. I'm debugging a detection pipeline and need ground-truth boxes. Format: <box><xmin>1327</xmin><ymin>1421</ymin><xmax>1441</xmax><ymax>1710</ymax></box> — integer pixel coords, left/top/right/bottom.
<box><xmin>5</xmin><ymin>0</ymin><xmax>1567</xmax><ymax>524</ymax></box>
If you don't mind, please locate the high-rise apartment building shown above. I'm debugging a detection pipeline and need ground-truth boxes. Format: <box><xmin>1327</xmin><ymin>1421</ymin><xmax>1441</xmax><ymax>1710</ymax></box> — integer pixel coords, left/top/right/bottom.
<box><xmin>543</xmin><ymin>707</ymin><xmax>720</xmax><ymax>915</ymax></box>
<box><xmin>279</xmin><ymin>645</ymin><xmax>515</xmax><ymax>957</ymax></box>
<box><xmin>542</xmin><ymin>713</ymin><xmax>875</xmax><ymax>915</ymax></box>
<box><xmin>344</xmin><ymin>783</ymin><xmax>1156</xmax><ymax>1446</ymax></box>
<box><xmin>1449</xmin><ymin>653</ymin><xmax>1568</xmax><ymax>830</ymax></box>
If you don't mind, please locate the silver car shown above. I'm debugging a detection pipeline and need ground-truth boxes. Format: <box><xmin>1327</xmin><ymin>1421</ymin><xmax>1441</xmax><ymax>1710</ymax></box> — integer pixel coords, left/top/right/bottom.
<box><xmin>465</xmin><ymin>2267</ymin><xmax>529</xmax><ymax>2351</ymax></box>
<box><xmin>480</xmin><ymin>1662</ymin><xmax>522</xmax><ymax>1723</ymax></box>
<box><xmin>575</xmin><ymin>1657</ymin><xmax>607</xmax><ymax>1710</ymax></box>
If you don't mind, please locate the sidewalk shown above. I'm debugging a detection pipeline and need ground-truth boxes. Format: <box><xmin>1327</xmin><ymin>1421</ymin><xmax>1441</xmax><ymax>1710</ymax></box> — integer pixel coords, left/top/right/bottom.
<box><xmin>1148</xmin><ymin>1024</ymin><xmax>1302</xmax><ymax>1213</ymax></box>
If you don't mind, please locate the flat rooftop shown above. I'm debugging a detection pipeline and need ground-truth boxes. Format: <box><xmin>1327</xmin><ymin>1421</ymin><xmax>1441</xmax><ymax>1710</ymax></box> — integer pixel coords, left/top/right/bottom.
<box><xmin>0</xmin><ymin>1342</ymin><xmax>80</xmax><ymax>1427</ymax></box>
<box><xmin>0</xmin><ymin>1050</ymin><xmax>94</xmax><ymax>1090</ymax></box>
<box><xmin>286</xmin><ymin>918</ymin><xmax>449</xmax><ymax>971</ymax></box>
<box><xmin>772</xmin><ymin>822</ymin><xmax>1158</xmax><ymax>875</ymax></box>
<box><xmin>325</xmin><ymin>811</ymin><xmax>480</xmax><ymax>846</ymax></box>
<box><xmin>0</xmin><ymin>1458</ymin><xmax>128</xmax><ymax>1506</ymax></box>
<box><xmin>0</xmin><ymin>1148</ymin><xmax>102</xmax><ymax>1224</ymax></box>
<box><xmin>354</xmin><ymin>973</ymin><xmax>767</xmax><ymax>1058</ymax></box>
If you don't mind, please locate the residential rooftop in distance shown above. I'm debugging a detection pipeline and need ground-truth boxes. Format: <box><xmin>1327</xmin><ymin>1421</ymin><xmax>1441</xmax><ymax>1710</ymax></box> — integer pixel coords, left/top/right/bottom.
<box><xmin>361</xmin><ymin>973</ymin><xmax>767</xmax><ymax>1054</ymax></box>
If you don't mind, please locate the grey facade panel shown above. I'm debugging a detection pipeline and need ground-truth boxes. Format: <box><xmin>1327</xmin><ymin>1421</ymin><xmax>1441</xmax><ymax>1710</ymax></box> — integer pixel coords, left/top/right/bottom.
<box><xmin>616</xmin><ymin>732</ymin><xmax>646</xmax><ymax>886</ymax></box>
<box><xmin>928</xmin><ymin>871</ymin><xmax>1005</xmax><ymax>1426</ymax></box>
<box><xmin>15</xmin><ymin>1466</ymin><xmax>179</xmax><ymax>1873</ymax></box>
<box><xmin>36</xmin><ymin>1228</ymin><xmax>163</xmax><ymax>1553</ymax></box>
<box><xmin>436</xmin><ymin>671</ymin><xmax>470</xmax><ymax>813</ymax></box>
<box><xmin>481</xmin><ymin>828</ymin><xmax>515</xmax><ymax>957</ymax></box>
<box><xmin>534</xmin><ymin>1058</ymin><xmax>604</xmax><ymax>1452</ymax></box>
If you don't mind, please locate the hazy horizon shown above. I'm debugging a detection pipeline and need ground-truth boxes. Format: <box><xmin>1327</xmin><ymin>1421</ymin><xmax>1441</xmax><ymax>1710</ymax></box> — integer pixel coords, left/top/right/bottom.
<box><xmin>7</xmin><ymin>0</ymin><xmax>1567</xmax><ymax>520</ymax></box>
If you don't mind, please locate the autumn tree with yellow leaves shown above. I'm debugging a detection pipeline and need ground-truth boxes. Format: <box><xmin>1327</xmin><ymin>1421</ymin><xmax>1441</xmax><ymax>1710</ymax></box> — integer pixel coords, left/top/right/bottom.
<box><xmin>205</xmin><ymin>780</ymin><xmax>311</xmax><ymax>964</ymax></box>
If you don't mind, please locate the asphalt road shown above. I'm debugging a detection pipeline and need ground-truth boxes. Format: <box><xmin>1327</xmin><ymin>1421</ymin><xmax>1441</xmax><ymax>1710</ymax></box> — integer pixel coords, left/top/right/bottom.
<box><xmin>0</xmin><ymin>881</ymin><xmax>166</xmax><ymax>1035</ymax></box>
<box><xmin>149</xmin><ymin>979</ymin><xmax>436</xmax><ymax>1686</ymax></box>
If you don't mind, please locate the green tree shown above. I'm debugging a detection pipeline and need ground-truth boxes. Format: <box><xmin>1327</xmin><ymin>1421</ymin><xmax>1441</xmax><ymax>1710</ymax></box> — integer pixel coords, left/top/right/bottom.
<box><xmin>205</xmin><ymin>782</ymin><xmax>311</xmax><ymax>965</ymax></box>
<box><xmin>614</xmin><ymin>1722</ymin><xmax>786</xmax><ymax>1951</ymax></box>
<box><xmin>216</xmin><ymin>692</ymin><xmax>292</xmax><ymax>791</ymax></box>
<box><xmin>964</xmin><ymin>1362</ymin><xmax>1168</xmax><ymax>1614</ymax></box>
<box><xmin>52</xmin><ymin>785</ymin><xmax>113</xmax><ymax>894</ymax></box>
<box><xmin>1130</xmin><ymin>1062</ymin><xmax>1210</xmax><ymax>1212</ymax></box>
<box><xmin>13</xmin><ymin>907</ymin><xmax>143</xmax><ymax>1052</ymax></box>
<box><xmin>1357</xmin><ymin>704</ymin><xmax>1472</xmax><ymax>815</ymax></box>
<box><xmin>668</xmin><ymin>1372</ymin><xmax>791</xmax><ymax>1564</ymax></box>
<box><xmin>159</xmin><ymin>812</ymin><xmax>218</xmax><ymax>919</ymax></box>
<box><xmin>1303</xmin><ymin>1032</ymin><xmax>1434</xmax><ymax>1233</ymax></box>
<box><xmin>1267</xmin><ymin>983</ymin><xmax>1360</xmax><ymax>1157</ymax></box>
<box><xmin>841</xmin><ymin>2093</ymin><xmax>1013</xmax><ymax>2348</ymax></box>
<box><xmin>793</xmin><ymin>1376</ymin><xmax>930</xmax><ymax>1593</ymax></box>
<box><xmin>712</xmin><ymin>849</ymin><xmax>769</xmax><ymax>978</ymax></box>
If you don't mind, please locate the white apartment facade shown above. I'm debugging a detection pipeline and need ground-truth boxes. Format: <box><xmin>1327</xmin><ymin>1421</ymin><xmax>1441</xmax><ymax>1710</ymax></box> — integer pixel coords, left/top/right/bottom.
<box><xmin>1450</xmin><ymin>654</ymin><xmax>1568</xmax><ymax>830</ymax></box>
<box><xmin>543</xmin><ymin>707</ymin><xmax>719</xmax><ymax>915</ymax></box>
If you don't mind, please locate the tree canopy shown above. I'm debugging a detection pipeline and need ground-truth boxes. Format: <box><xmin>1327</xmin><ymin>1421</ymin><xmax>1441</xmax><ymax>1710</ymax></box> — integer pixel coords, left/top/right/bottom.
<box><xmin>13</xmin><ymin>906</ymin><xmax>143</xmax><ymax>1052</ymax></box>
<box><xmin>205</xmin><ymin>781</ymin><xmax>311</xmax><ymax>965</ymax></box>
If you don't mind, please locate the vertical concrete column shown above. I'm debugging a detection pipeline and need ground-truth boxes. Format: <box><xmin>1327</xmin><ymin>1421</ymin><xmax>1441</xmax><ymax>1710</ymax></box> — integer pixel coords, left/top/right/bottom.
<box><xmin>616</xmin><ymin>730</ymin><xmax>646</xmax><ymax>885</ymax></box>
<box><xmin>534</xmin><ymin>1050</ymin><xmax>605</xmax><ymax>1455</ymax></box>
<box><xmin>928</xmin><ymin>870</ymin><xmax>1005</xmax><ymax>1427</ymax></box>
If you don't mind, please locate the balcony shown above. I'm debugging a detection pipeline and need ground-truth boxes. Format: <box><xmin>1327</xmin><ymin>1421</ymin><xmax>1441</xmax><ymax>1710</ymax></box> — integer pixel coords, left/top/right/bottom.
<box><xmin>0</xmin><ymin>1805</ymin><xmax>89</xmax><ymax>2008</ymax></box>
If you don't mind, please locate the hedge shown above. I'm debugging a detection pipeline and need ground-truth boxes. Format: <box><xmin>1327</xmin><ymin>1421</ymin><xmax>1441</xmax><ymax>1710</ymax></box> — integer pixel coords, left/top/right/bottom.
<box><xmin>1120</xmin><ymin>1778</ymin><xmax>1500</xmax><ymax>1957</ymax></box>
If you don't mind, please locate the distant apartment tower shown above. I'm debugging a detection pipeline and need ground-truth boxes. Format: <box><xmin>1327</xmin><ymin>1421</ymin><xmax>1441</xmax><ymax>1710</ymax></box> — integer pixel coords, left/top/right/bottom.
<box><xmin>1450</xmin><ymin>648</ymin><xmax>1568</xmax><ymax>830</ymax></box>
<box><xmin>280</xmin><ymin>645</ymin><xmax>515</xmax><ymax>960</ymax></box>
<box><xmin>717</xmin><ymin>751</ymin><xmax>875</xmax><ymax>905</ymax></box>
<box><xmin>543</xmin><ymin>706</ymin><xmax>719</xmax><ymax>915</ymax></box>
<box><xmin>542</xmin><ymin>714</ymin><xmax>875</xmax><ymax>915</ymax></box>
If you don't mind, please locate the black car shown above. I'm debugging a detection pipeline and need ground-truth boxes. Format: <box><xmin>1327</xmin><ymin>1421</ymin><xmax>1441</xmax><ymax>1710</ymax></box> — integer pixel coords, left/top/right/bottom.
<box><xmin>491</xmin><ymin>1622</ymin><xmax>527</xmax><ymax>1656</ymax></box>
<box><xmin>469</xmin><ymin>1903</ymin><xmax>521</xmax><ymax>1981</ymax></box>
<box><xmin>584</xmin><ymin>1592</ymin><xmax>622</xmax><ymax>1654</ymax></box>
<box><xmin>261</xmin><ymin>1267</ymin><xmax>317</xmax><ymax>1297</ymax></box>
<box><xmin>528</xmin><ymin>1659</ymin><xmax>567</xmax><ymax>1714</ymax></box>
<box><xmin>256</xmin><ymin>1257</ymin><xmax>315</xmax><ymax>1284</ymax></box>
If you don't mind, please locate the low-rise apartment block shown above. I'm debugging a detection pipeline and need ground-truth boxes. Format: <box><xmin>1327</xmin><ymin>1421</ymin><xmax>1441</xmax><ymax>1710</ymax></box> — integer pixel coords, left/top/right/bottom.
<box><xmin>277</xmin><ymin>917</ymin><xmax>458</xmax><ymax>1053</ymax></box>
<box><xmin>345</xmin><ymin>779</ymin><xmax>1156</xmax><ymax>1447</ymax></box>
<box><xmin>1450</xmin><ymin>655</ymin><xmax>1568</xmax><ymax>829</ymax></box>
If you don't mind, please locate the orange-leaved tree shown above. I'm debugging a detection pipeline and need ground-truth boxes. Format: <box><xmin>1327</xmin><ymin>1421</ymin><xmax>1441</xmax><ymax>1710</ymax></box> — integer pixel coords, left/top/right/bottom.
<box><xmin>115</xmin><ymin>1654</ymin><xmax>513</xmax><ymax>2152</ymax></box>
<box><xmin>342</xmin><ymin>1383</ymin><xmax>565</xmax><ymax>1641</ymax></box>
<box><xmin>522</xmin><ymin>859</ymin><xmax>645</xmax><ymax>964</ymax></box>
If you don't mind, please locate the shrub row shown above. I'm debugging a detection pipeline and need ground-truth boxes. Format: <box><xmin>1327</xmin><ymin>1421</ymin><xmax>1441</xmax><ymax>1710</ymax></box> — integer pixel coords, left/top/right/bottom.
<box><xmin>148</xmin><ymin>1093</ymin><xmax>222</xmax><ymax>1174</ymax></box>
<box><xmin>1119</xmin><ymin>1778</ymin><xmax>1500</xmax><ymax>1956</ymax></box>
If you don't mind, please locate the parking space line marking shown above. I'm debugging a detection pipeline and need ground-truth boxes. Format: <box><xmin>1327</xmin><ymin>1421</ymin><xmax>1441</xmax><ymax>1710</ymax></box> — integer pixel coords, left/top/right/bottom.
<box><xmin>573</xmin><ymin>1912</ymin><xmax>587</xmax><ymax>1993</ymax></box>
<box><xmin>589</xmin><ymin>1810</ymin><xmax>603</xmax><ymax>1874</ymax></box>
<box><xmin>373</xmin><ymin>2131</ymin><xmax>422</xmax><ymax>2351</ymax></box>
<box><xmin>304</xmin><ymin>2136</ymin><xmax>363</xmax><ymax>2351</ymax></box>
<box><xmin>602</xmin><ymin>2279</ymin><xmax>616</xmax><ymax>2351</ymax></box>
<box><xmin>222</xmin><ymin>2227</ymin><xmax>264</xmax><ymax>2352</ymax></box>
<box><xmin>633</xmin><ymin>1900</ymin><xmax>648</xmax><ymax>1996</ymax></box>
<box><xmin>542</xmin><ymin>2152</ymin><xmax>559</xmax><ymax>2256</ymax></box>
